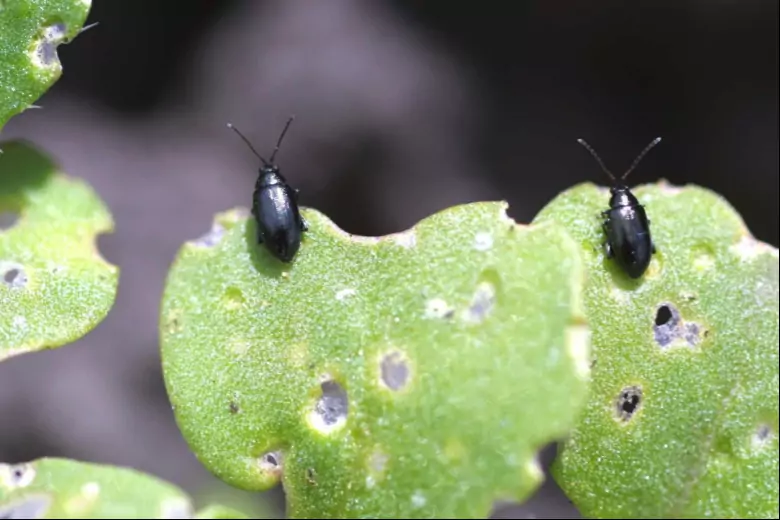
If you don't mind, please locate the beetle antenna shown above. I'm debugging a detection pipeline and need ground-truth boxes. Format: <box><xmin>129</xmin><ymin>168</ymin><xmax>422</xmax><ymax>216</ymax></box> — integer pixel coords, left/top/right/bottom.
<box><xmin>227</xmin><ymin>123</ymin><xmax>269</xmax><ymax>166</ymax></box>
<box><xmin>577</xmin><ymin>138</ymin><xmax>616</xmax><ymax>182</ymax></box>
<box><xmin>622</xmin><ymin>137</ymin><xmax>662</xmax><ymax>180</ymax></box>
<box><xmin>268</xmin><ymin>115</ymin><xmax>295</xmax><ymax>164</ymax></box>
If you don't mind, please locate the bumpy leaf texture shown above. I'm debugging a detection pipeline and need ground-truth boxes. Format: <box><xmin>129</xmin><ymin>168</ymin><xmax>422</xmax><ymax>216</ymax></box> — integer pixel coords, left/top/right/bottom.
<box><xmin>0</xmin><ymin>458</ymin><xmax>250</xmax><ymax>519</ymax></box>
<box><xmin>0</xmin><ymin>140</ymin><xmax>118</xmax><ymax>362</ymax></box>
<box><xmin>161</xmin><ymin>202</ymin><xmax>590</xmax><ymax>518</ymax></box>
<box><xmin>0</xmin><ymin>0</ymin><xmax>91</xmax><ymax>133</ymax></box>
<box><xmin>536</xmin><ymin>182</ymin><xmax>779</xmax><ymax>519</ymax></box>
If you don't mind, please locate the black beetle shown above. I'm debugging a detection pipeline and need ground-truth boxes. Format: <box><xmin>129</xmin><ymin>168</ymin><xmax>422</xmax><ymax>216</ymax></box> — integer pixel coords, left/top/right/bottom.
<box><xmin>227</xmin><ymin>117</ymin><xmax>308</xmax><ymax>263</ymax></box>
<box><xmin>577</xmin><ymin>137</ymin><xmax>662</xmax><ymax>279</ymax></box>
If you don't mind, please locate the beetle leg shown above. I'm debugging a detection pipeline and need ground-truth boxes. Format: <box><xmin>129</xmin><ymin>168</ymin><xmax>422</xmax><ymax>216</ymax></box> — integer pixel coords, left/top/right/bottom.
<box><xmin>300</xmin><ymin>217</ymin><xmax>309</xmax><ymax>232</ymax></box>
<box><xmin>601</xmin><ymin>220</ymin><xmax>610</xmax><ymax>235</ymax></box>
<box><xmin>600</xmin><ymin>217</ymin><xmax>613</xmax><ymax>258</ymax></box>
<box><xmin>651</xmin><ymin>241</ymin><xmax>657</xmax><ymax>254</ymax></box>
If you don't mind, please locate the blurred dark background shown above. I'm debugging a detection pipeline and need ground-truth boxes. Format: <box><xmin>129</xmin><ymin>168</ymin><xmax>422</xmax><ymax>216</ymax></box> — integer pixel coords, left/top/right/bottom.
<box><xmin>1</xmin><ymin>1</ymin><xmax>777</xmax><ymax>518</ymax></box>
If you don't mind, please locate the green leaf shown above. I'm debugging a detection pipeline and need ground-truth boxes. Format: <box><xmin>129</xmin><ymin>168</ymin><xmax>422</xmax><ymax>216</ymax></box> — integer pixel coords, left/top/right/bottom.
<box><xmin>193</xmin><ymin>504</ymin><xmax>255</xmax><ymax>520</ymax></box>
<box><xmin>534</xmin><ymin>181</ymin><xmax>779</xmax><ymax>518</ymax></box>
<box><xmin>0</xmin><ymin>458</ymin><xmax>250</xmax><ymax>519</ymax></box>
<box><xmin>0</xmin><ymin>0</ymin><xmax>90</xmax><ymax>133</ymax></box>
<box><xmin>160</xmin><ymin>202</ymin><xmax>590</xmax><ymax>518</ymax></box>
<box><xmin>0</xmin><ymin>140</ymin><xmax>118</xmax><ymax>363</ymax></box>
<box><xmin>190</xmin><ymin>481</ymin><xmax>282</xmax><ymax>519</ymax></box>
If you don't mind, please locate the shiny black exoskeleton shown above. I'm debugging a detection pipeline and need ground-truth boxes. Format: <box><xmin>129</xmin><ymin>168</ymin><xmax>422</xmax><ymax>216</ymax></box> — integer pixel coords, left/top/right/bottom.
<box><xmin>228</xmin><ymin>117</ymin><xmax>307</xmax><ymax>263</ymax></box>
<box><xmin>601</xmin><ymin>184</ymin><xmax>656</xmax><ymax>278</ymax></box>
<box><xmin>577</xmin><ymin>137</ymin><xmax>661</xmax><ymax>279</ymax></box>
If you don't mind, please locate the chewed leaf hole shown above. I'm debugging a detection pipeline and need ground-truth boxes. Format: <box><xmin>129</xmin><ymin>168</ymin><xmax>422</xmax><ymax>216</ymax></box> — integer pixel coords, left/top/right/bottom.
<box><xmin>380</xmin><ymin>351</ymin><xmax>410</xmax><ymax>391</ymax></box>
<box><xmin>463</xmin><ymin>282</ymin><xmax>497</xmax><ymax>324</ymax></box>
<box><xmin>260</xmin><ymin>451</ymin><xmax>281</xmax><ymax>469</ymax></box>
<box><xmin>30</xmin><ymin>23</ymin><xmax>68</xmax><ymax>68</ymax></box>
<box><xmin>309</xmin><ymin>380</ymin><xmax>348</xmax><ymax>434</ymax></box>
<box><xmin>0</xmin><ymin>494</ymin><xmax>51</xmax><ymax>519</ymax></box>
<box><xmin>0</xmin><ymin>463</ymin><xmax>36</xmax><ymax>488</ymax></box>
<box><xmin>474</xmin><ymin>231</ymin><xmax>493</xmax><ymax>251</ymax></box>
<box><xmin>615</xmin><ymin>386</ymin><xmax>642</xmax><ymax>422</ymax></box>
<box><xmin>2</xmin><ymin>264</ymin><xmax>28</xmax><ymax>288</ymax></box>
<box><xmin>193</xmin><ymin>222</ymin><xmax>225</xmax><ymax>248</ymax></box>
<box><xmin>0</xmin><ymin>210</ymin><xmax>19</xmax><ymax>230</ymax></box>
<box><xmin>652</xmin><ymin>303</ymin><xmax>702</xmax><ymax>348</ymax></box>
<box><xmin>258</xmin><ymin>451</ymin><xmax>283</xmax><ymax>479</ymax></box>
<box><xmin>655</xmin><ymin>305</ymin><xmax>673</xmax><ymax>326</ymax></box>
<box><xmin>752</xmin><ymin>424</ymin><xmax>773</xmax><ymax>450</ymax></box>
<box><xmin>425</xmin><ymin>298</ymin><xmax>454</xmax><ymax>319</ymax></box>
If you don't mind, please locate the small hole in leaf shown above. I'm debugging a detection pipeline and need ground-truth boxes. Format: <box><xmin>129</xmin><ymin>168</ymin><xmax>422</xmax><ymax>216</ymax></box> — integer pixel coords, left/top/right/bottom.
<box><xmin>229</xmin><ymin>401</ymin><xmax>239</xmax><ymax>414</ymax></box>
<box><xmin>38</xmin><ymin>42</ymin><xmax>56</xmax><ymax>65</ymax></box>
<box><xmin>310</xmin><ymin>380</ymin><xmax>348</xmax><ymax>433</ymax></box>
<box><xmin>262</xmin><ymin>452</ymin><xmax>279</xmax><ymax>467</ymax></box>
<box><xmin>752</xmin><ymin>424</ymin><xmax>773</xmax><ymax>450</ymax></box>
<box><xmin>3</xmin><ymin>463</ymin><xmax>35</xmax><ymax>488</ymax></box>
<box><xmin>380</xmin><ymin>351</ymin><xmax>410</xmax><ymax>391</ymax></box>
<box><xmin>31</xmin><ymin>23</ymin><xmax>67</xmax><ymax>68</ymax></box>
<box><xmin>683</xmin><ymin>323</ymin><xmax>701</xmax><ymax>345</ymax></box>
<box><xmin>0</xmin><ymin>494</ymin><xmax>51</xmax><ymax>519</ymax></box>
<box><xmin>306</xmin><ymin>468</ymin><xmax>317</xmax><ymax>485</ymax></box>
<box><xmin>193</xmin><ymin>222</ymin><xmax>225</xmax><ymax>248</ymax></box>
<box><xmin>2</xmin><ymin>266</ymin><xmax>27</xmax><ymax>288</ymax></box>
<box><xmin>474</xmin><ymin>231</ymin><xmax>493</xmax><ymax>251</ymax></box>
<box><xmin>0</xmin><ymin>211</ymin><xmax>19</xmax><ymax>230</ymax></box>
<box><xmin>463</xmin><ymin>282</ymin><xmax>497</xmax><ymax>324</ymax></box>
<box><xmin>653</xmin><ymin>303</ymin><xmax>702</xmax><ymax>348</ymax></box>
<box><xmin>425</xmin><ymin>298</ymin><xmax>453</xmax><ymax>319</ymax></box>
<box><xmin>655</xmin><ymin>305</ymin><xmax>673</xmax><ymax>326</ymax></box>
<box><xmin>616</xmin><ymin>386</ymin><xmax>642</xmax><ymax>421</ymax></box>
<box><xmin>259</xmin><ymin>451</ymin><xmax>283</xmax><ymax>478</ymax></box>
